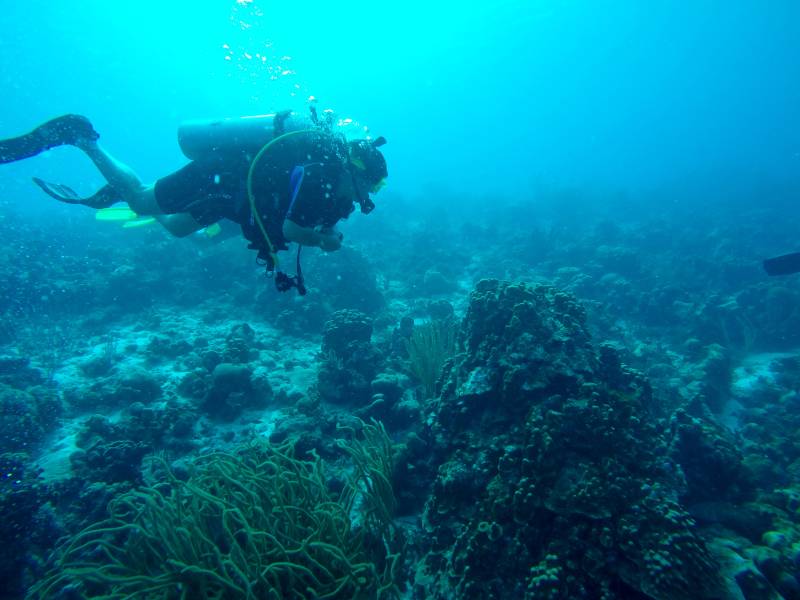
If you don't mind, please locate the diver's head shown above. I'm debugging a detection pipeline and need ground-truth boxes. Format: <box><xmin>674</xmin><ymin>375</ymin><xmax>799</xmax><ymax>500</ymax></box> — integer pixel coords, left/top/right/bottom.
<box><xmin>347</xmin><ymin>137</ymin><xmax>387</xmax><ymax>213</ymax></box>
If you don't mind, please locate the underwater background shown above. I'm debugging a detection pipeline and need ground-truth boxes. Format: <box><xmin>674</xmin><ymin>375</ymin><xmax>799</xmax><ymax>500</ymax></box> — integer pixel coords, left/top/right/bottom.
<box><xmin>1</xmin><ymin>1</ymin><xmax>800</xmax><ymax>598</ymax></box>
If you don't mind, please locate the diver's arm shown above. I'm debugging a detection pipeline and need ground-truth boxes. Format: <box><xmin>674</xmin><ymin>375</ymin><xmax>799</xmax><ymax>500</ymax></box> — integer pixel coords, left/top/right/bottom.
<box><xmin>282</xmin><ymin>164</ymin><xmax>345</xmax><ymax>251</ymax></box>
<box><xmin>282</xmin><ymin>219</ymin><xmax>342</xmax><ymax>251</ymax></box>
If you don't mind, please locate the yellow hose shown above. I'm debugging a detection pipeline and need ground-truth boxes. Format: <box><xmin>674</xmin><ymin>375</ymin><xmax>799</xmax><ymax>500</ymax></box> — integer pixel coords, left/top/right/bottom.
<box><xmin>246</xmin><ymin>129</ymin><xmax>325</xmax><ymax>269</ymax></box>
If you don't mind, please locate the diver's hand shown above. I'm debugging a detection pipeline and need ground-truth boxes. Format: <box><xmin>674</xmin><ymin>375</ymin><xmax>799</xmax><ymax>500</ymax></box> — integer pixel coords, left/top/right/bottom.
<box><xmin>315</xmin><ymin>226</ymin><xmax>343</xmax><ymax>251</ymax></box>
<box><xmin>282</xmin><ymin>219</ymin><xmax>343</xmax><ymax>250</ymax></box>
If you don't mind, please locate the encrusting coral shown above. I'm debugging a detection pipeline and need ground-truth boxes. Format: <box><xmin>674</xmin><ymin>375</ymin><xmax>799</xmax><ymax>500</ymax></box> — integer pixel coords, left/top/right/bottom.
<box><xmin>415</xmin><ymin>279</ymin><xmax>724</xmax><ymax>599</ymax></box>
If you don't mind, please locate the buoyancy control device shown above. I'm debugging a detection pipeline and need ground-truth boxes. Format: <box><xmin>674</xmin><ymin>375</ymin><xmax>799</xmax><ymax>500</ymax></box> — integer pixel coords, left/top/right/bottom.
<box><xmin>177</xmin><ymin>108</ymin><xmax>338</xmax><ymax>296</ymax></box>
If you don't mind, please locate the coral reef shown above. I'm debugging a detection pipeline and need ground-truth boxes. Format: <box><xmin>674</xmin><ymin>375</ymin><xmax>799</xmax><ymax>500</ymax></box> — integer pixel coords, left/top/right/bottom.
<box><xmin>2</xmin><ymin>186</ymin><xmax>800</xmax><ymax>599</ymax></box>
<box><xmin>0</xmin><ymin>385</ymin><xmax>56</xmax><ymax>454</ymax></box>
<box><xmin>0</xmin><ymin>454</ymin><xmax>45</xmax><ymax>598</ymax></box>
<box><xmin>318</xmin><ymin>310</ymin><xmax>384</xmax><ymax>405</ymax></box>
<box><xmin>414</xmin><ymin>280</ymin><xmax>723</xmax><ymax>599</ymax></box>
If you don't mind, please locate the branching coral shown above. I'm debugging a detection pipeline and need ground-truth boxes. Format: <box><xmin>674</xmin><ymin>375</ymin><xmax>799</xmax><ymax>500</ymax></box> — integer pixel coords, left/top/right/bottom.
<box><xmin>31</xmin><ymin>428</ymin><xmax>398</xmax><ymax>600</ymax></box>
<box><xmin>405</xmin><ymin>318</ymin><xmax>459</xmax><ymax>399</ymax></box>
<box><xmin>337</xmin><ymin>420</ymin><xmax>398</xmax><ymax>537</ymax></box>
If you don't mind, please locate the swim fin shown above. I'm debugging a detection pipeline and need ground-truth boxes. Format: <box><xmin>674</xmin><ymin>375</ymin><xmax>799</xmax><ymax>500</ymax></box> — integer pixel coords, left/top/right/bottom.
<box><xmin>93</xmin><ymin>207</ymin><xmax>155</xmax><ymax>228</ymax></box>
<box><xmin>0</xmin><ymin>114</ymin><xmax>99</xmax><ymax>164</ymax></box>
<box><xmin>95</xmin><ymin>207</ymin><xmax>139</xmax><ymax>221</ymax></box>
<box><xmin>32</xmin><ymin>177</ymin><xmax>118</xmax><ymax>209</ymax></box>
<box><xmin>763</xmin><ymin>252</ymin><xmax>800</xmax><ymax>276</ymax></box>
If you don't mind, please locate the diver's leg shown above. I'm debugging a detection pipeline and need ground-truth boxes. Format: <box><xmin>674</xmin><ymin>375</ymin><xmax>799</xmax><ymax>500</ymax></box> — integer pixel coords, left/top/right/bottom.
<box><xmin>75</xmin><ymin>139</ymin><xmax>162</xmax><ymax>215</ymax></box>
<box><xmin>155</xmin><ymin>213</ymin><xmax>205</xmax><ymax>237</ymax></box>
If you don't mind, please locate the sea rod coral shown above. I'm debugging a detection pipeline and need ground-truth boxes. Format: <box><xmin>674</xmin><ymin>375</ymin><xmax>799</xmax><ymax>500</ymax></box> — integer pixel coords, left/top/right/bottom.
<box><xmin>31</xmin><ymin>423</ymin><xmax>399</xmax><ymax>600</ymax></box>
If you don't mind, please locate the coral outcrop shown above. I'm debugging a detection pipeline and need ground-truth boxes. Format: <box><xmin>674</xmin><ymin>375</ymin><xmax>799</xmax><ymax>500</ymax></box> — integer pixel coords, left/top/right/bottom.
<box><xmin>414</xmin><ymin>280</ymin><xmax>723</xmax><ymax>599</ymax></box>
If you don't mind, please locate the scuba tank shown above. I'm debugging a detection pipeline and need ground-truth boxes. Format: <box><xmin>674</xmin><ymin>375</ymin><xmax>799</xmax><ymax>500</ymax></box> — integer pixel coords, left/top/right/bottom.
<box><xmin>177</xmin><ymin>111</ymin><xmax>311</xmax><ymax>160</ymax></box>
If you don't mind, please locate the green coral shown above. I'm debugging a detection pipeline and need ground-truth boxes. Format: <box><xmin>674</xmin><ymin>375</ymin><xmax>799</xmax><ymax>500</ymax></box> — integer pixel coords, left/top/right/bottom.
<box><xmin>337</xmin><ymin>420</ymin><xmax>397</xmax><ymax>538</ymax></box>
<box><xmin>405</xmin><ymin>318</ymin><xmax>459</xmax><ymax>398</ymax></box>
<box><xmin>32</xmin><ymin>424</ymin><xmax>398</xmax><ymax>599</ymax></box>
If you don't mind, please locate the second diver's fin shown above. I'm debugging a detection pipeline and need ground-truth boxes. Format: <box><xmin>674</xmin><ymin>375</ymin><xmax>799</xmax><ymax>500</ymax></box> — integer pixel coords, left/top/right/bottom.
<box><xmin>95</xmin><ymin>207</ymin><xmax>139</xmax><ymax>221</ymax></box>
<box><xmin>764</xmin><ymin>252</ymin><xmax>800</xmax><ymax>276</ymax></box>
<box><xmin>122</xmin><ymin>217</ymin><xmax>157</xmax><ymax>228</ymax></box>
<box><xmin>94</xmin><ymin>207</ymin><xmax>156</xmax><ymax>228</ymax></box>
<box><xmin>32</xmin><ymin>177</ymin><xmax>118</xmax><ymax>209</ymax></box>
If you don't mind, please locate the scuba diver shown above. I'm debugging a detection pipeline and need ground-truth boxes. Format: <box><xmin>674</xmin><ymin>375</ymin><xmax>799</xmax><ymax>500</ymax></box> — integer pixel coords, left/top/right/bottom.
<box><xmin>0</xmin><ymin>108</ymin><xmax>388</xmax><ymax>295</ymax></box>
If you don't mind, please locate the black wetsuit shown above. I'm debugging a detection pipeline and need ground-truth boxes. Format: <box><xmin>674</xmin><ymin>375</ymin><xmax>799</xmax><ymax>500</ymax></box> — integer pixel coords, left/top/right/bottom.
<box><xmin>153</xmin><ymin>131</ymin><xmax>355</xmax><ymax>259</ymax></box>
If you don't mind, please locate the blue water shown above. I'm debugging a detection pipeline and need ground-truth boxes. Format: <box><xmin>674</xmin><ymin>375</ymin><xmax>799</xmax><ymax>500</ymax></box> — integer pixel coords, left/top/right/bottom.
<box><xmin>2</xmin><ymin>1</ymin><xmax>798</xmax><ymax>202</ymax></box>
<box><xmin>2</xmin><ymin>2</ymin><xmax>800</xmax><ymax>599</ymax></box>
